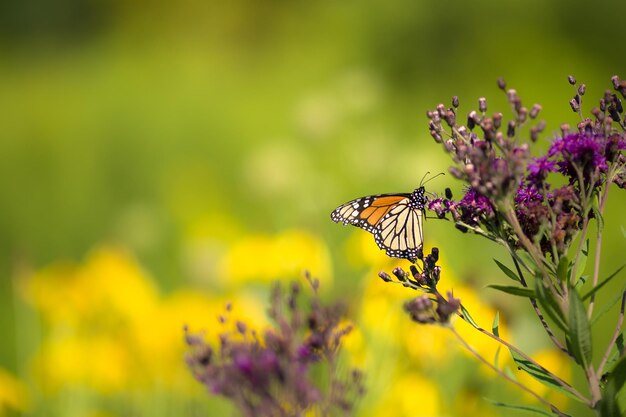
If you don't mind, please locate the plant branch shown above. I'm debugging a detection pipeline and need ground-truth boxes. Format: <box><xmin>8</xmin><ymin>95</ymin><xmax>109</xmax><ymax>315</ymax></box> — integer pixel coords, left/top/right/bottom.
<box><xmin>504</xmin><ymin>208</ymin><xmax>564</xmax><ymax>301</ymax></box>
<box><xmin>584</xmin><ymin>365</ymin><xmax>602</xmax><ymax>409</ymax></box>
<box><xmin>503</xmin><ymin>208</ymin><xmax>549</xmax><ymax>279</ymax></box>
<box><xmin>449</xmin><ymin>326</ymin><xmax>570</xmax><ymax>417</ymax></box>
<box><xmin>569</xmin><ymin>214</ymin><xmax>590</xmax><ymax>287</ymax></box>
<box><xmin>510</xmin><ymin>254</ymin><xmax>571</xmax><ymax>357</ymax></box>
<box><xmin>452</xmin><ymin>306</ymin><xmax>587</xmax><ymax>403</ymax></box>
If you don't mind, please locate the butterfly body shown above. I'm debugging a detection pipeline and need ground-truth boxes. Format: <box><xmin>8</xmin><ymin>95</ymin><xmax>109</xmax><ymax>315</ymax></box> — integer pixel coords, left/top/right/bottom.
<box><xmin>331</xmin><ymin>187</ymin><xmax>427</xmax><ymax>260</ymax></box>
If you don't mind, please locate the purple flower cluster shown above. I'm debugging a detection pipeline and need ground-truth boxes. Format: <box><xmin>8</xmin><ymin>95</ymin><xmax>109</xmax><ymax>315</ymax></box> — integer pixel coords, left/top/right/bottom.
<box><xmin>429</xmin><ymin>87</ymin><xmax>535</xmax><ymax>202</ymax></box>
<box><xmin>185</xmin><ymin>279</ymin><xmax>364</xmax><ymax>417</ymax></box>
<box><xmin>426</xmin><ymin>75</ymin><xmax>626</xmax><ymax>257</ymax></box>
<box><xmin>514</xmin><ymin>130</ymin><xmax>624</xmax><ymax>255</ymax></box>
<box><xmin>428</xmin><ymin>188</ymin><xmax>495</xmax><ymax>228</ymax></box>
<box><xmin>527</xmin><ymin>132</ymin><xmax>626</xmax><ymax>187</ymax></box>
<box><xmin>403</xmin><ymin>291</ymin><xmax>461</xmax><ymax>324</ymax></box>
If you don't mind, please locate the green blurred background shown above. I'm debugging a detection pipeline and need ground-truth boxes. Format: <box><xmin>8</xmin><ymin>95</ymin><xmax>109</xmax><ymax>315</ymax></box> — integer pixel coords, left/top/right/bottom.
<box><xmin>1</xmin><ymin>0</ymin><xmax>625</xmax><ymax>416</ymax></box>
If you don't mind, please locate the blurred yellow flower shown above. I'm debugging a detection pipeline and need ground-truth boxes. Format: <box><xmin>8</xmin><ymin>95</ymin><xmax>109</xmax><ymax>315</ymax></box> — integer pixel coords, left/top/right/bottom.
<box><xmin>369</xmin><ymin>374</ymin><xmax>440</xmax><ymax>417</ymax></box>
<box><xmin>132</xmin><ymin>289</ymin><xmax>269</xmax><ymax>391</ymax></box>
<box><xmin>23</xmin><ymin>247</ymin><xmax>158</xmax><ymax>393</ymax></box>
<box><xmin>339</xmin><ymin>320</ymin><xmax>366</xmax><ymax>368</ymax></box>
<box><xmin>0</xmin><ymin>368</ymin><xmax>28</xmax><ymax>414</ymax></box>
<box><xmin>217</xmin><ymin>229</ymin><xmax>332</xmax><ymax>287</ymax></box>
<box><xmin>22</xmin><ymin>247</ymin><xmax>159</xmax><ymax>328</ymax></box>
<box><xmin>23</xmin><ymin>245</ymin><xmax>275</xmax><ymax>398</ymax></box>
<box><xmin>34</xmin><ymin>336</ymin><xmax>130</xmax><ymax>393</ymax></box>
<box><xmin>343</xmin><ymin>228</ymin><xmax>392</xmax><ymax>268</ymax></box>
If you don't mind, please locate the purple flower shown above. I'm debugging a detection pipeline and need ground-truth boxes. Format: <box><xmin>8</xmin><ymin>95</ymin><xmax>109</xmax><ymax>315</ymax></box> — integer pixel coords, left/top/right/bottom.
<box><xmin>427</xmin><ymin>198</ymin><xmax>449</xmax><ymax>218</ymax></box>
<box><xmin>296</xmin><ymin>344</ymin><xmax>313</xmax><ymax>362</ymax></box>
<box><xmin>234</xmin><ymin>352</ymin><xmax>254</xmax><ymax>375</ymax></box>
<box><xmin>459</xmin><ymin>189</ymin><xmax>494</xmax><ymax>214</ymax></box>
<box><xmin>526</xmin><ymin>155</ymin><xmax>556</xmax><ymax>186</ymax></box>
<box><xmin>456</xmin><ymin>188</ymin><xmax>495</xmax><ymax>226</ymax></box>
<box><xmin>515</xmin><ymin>183</ymin><xmax>543</xmax><ymax>205</ymax></box>
<box><xmin>548</xmin><ymin>133</ymin><xmax>608</xmax><ymax>179</ymax></box>
<box><xmin>426</xmin><ymin>189</ymin><xmax>495</xmax><ymax>228</ymax></box>
<box><xmin>605</xmin><ymin>134</ymin><xmax>626</xmax><ymax>161</ymax></box>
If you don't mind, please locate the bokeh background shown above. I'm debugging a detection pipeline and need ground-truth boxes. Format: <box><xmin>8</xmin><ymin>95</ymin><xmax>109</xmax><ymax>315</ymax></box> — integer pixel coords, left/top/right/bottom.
<box><xmin>1</xmin><ymin>1</ymin><xmax>625</xmax><ymax>416</ymax></box>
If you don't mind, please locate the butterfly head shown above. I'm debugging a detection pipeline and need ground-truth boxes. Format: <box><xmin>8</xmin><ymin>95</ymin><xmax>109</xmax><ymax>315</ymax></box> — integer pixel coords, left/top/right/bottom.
<box><xmin>411</xmin><ymin>187</ymin><xmax>428</xmax><ymax>208</ymax></box>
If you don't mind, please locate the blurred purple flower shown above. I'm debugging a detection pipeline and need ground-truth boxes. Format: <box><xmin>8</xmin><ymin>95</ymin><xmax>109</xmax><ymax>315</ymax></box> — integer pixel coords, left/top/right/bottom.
<box><xmin>185</xmin><ymin>279</ymin><xmax>364</xmax><ymax>417</ymax></box>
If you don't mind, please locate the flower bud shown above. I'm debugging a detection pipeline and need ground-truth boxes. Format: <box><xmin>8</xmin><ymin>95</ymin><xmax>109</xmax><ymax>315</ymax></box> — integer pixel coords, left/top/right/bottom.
<box><xmin>529</xmin><ymin>104</ymin><xmax>541</xmax><ymax>119</ymax></box>
<box><xmin>378</xmin><ymin>271</ymin><xmax>392</xmax><ymax>282</ymax></box>
<box><xmin>478</xmin><ymin>97</ymin><xmax>487</xmax><ymax>113</ymax></box>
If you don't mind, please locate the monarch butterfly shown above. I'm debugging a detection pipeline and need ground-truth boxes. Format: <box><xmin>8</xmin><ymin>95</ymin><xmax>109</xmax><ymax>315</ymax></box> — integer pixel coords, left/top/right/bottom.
<box><xmin>330</xmin><ymin>187</ymin><xmax>428</xmax><ymax>260</ymax></box>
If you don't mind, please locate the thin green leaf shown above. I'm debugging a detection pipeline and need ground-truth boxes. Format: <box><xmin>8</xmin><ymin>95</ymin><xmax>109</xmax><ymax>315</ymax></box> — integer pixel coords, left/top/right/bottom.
<box><xmin>600</xmin><ymin>355</ymin><xmax>626</xmax><ymax>417</ymax></box>
<box><xmin>460</xmin><ymin>304</ymin><xmax>479</xmax><ymax>329</ymax></box>
<box><xmin>534</xmin><ymin>279</ymin><xmax>567</xmax><ymax>332</ymax></box>
<box><xmin>568</xmin><ymin>289</ymin><xmax>592</xmax><ymax>367</ymax></box>
<box><xmin>591</xmin><ymin>287</ymin><xmax>626</xmax><ymax>326</ymax></box>
<box><xmin>509</xmin><ymin>350</ymin><xmax>584</xmax><ymax>403</ymax></box>
<box><xmin>582</xmin><ymin>264</ymin><xmax>625</xmax><ymax>301</ymax></box>
<box><xmin>503</xmin><ymin>364</ymin><xmax>516</xmax><ymax>380</ymax></box>
<box><xmin>492</xmin><ymin>312</ymin><xmax>501</xmax><ymax>368</ymax></box>
<box><xmin>519</xmin><ymin>251</ymin><xmax>537</xmax><ymax>271</ymax></box>
<box><xmin>607</xmin><ymin>355</ymin><xmax>626</xmax><ymax>392</ymax></box>
<box><xmin>605</xmin><ymin>333</ymin><xmax>624</xmax><ymax>373</ymax></box>
<box><xmin>572</xmin><ymin>240</ymin><xmax>589</xmax><ymax>282</ymax></box>
<box><xmin>575</xmin><ymin>275</ymin><xmax>588</xmax><ymax>290</ymax></box>
<box><xmin>487</xmin><ymin>285</ymin><xmax>535</xmax><ymax>298</ymax></box>
<box><xmin>492</xmin><ymin>312</ymin><xmax>500</xmax><ymax>337</ymax></box>
<box><xmin>494</xmin><ymin>345</ymin><xmax>502</xmax><ymax>369</ymax></box>
<box><xmin>557</xmin><ymin>256</ymin><xmax>569</xmax><ymax>282</ymax></box>
<box><xmin>592</xmin><ymin>197</ymin><xmax>604</xmax><ymax>231</ymax></box>
<box><xmin>485</xmin><ymin>399</ymin><xmax>560</xmax><ymax>416</ymax></box>
<box><xmin>494</xmin><ymin>259</ymin><xmax>520</xmax><ymax>282</ymax></box>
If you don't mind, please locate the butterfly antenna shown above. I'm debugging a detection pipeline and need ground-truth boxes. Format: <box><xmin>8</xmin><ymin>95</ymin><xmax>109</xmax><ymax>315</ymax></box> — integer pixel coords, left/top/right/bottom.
<box><xmin>421</xmin><ymin>172</ymin><xmax>445</xmax><ymax>187</ymax></box>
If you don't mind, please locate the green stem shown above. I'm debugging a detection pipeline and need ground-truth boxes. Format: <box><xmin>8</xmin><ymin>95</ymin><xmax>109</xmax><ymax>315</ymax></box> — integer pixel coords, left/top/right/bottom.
<box><xmin>503</xmin><ymin>207</ymin><xmax>547</xmax><ymax>276</ymax></box>
<box><xmin>584</xmin><ymin>365</ymin><xmax>602</xmax><ymax>409</ymax></box>
<box><xmin>569</xmin><ymin>215</ymin><xmax>590</xmax><ymax>287</ymax></box>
